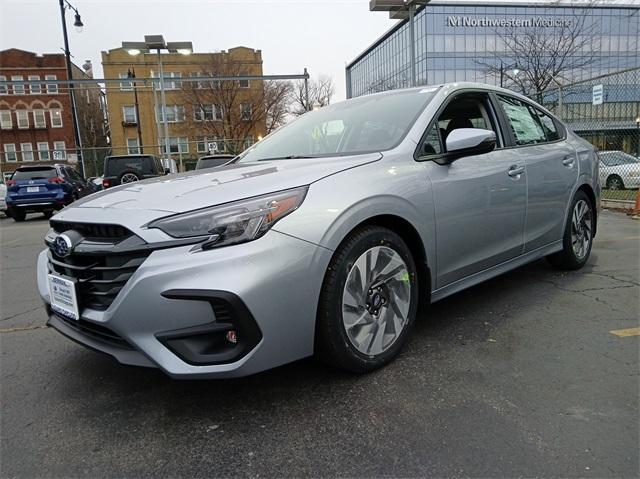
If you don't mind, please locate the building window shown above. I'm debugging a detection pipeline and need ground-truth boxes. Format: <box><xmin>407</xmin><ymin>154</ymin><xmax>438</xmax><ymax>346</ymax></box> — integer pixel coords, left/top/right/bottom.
<box><xmin>11</xmin><ymin>76</ymin><xmax>24</xmax><ymax>95</ymax></box>
<box><xmin>156</xmin><ymin>105</ymin><xmax>185</xmax><ymax>123</ymax></box>
<box><xmin>33</xmin><ymin>109</ymin><xmax>46</xmax><ymax>128</ymax></box>
<box><xmin>119</xmin><ymin>73</ymin><xmax>133</xmax><ymax>91</ymax></box>
<box><xmin>28</xmin><ymin>75</ymin><xmax>41</xmax><ymax>94</ymax></box>
<box><xmin>0</xmin><ymin>75</ymin><xmax>6</xmax><ymax>95</ymax></box>
<box><xmin>53</xmin><ymin>141</ymin><xmax>66</xmax><ymax>160</ymax></box>
<box><xmin>4</xmin><ymin>144</ymin><xmax>17</xmax><ymax>162</ymax></box>
<box><xmin>122</xmin><ymin>105</ymin><xmax>137</xmax><ymax>123</ymax></box>
<box><xmin>16</xmin><ymin>110</ymin><xmax>29</xmax><ymax>129</ymax></box>
<box><xmin>243</xmin><ymin>135</ymin><xmax>254</xmax><ymax>149</ymax></box>
<box><xmin>240</xmin><ymin>103</ymin><xmax>252</xmax><ymax>121</ymax></box>
<box><xmin>196</xmin><ymin>136</ymin><xmax>207</xmax><ymax>152</ymax></box>
<box><xmin>45</xmin><ymin>75</ymin><xmax>58</xmax><ymax>94</ymax></box>
<box><xmin>0</xmin><ymin>110</ymin><xmax>12</xmax><ymax>129</ymax></box>
<box><xmin>194</xmin><ymin>104</ymin><xmax>221</xmax><ymax>121</ymax></box>
<box><xmin>161</xmin><ymin>137</ymin><xmax>189</xmax><ymax>154</ymax></box>
<box><xmin>239</xmin><ymin>73</ymin><xmax>250</xmax><ymax>89</ymax></box>
<box><xmin>20</xmin><ymin>143</ymin><xmax>34</xmax><ymax>162</ymax></box>
<box><xmin>50</xmin><ymin>108</ymin><xmax>63</xmax><ymax>127</ymax></box>
<box><xmin>152</xmin><ymin>72</ymin><xmax>182</xmax><ymax>90</ymax></box>
<box><xmin>37</xmin><ymin>142</ymin><xmax>50</xmax><ymax>161</ymax></box>
<box><xmin>127</xmin><ymin>138</ymin><xmax>140</xmax><ymax>154</ymax></box>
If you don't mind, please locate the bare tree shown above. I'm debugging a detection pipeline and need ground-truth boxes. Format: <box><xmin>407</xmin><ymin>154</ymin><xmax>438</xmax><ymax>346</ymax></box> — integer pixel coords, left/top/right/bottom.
<box><xmin>180</xmin><ymin>56</ymin><xmax>291</xmax><ymax>153</ymax></box>
<box><xmin>476</xmin><ymin>5</ymin><xmax>601</xmax><ymax>101</ymax></box>
<box><xmin>291</xmin><ymin>75</ymin><xmax>335</xmax><ymax>116</ymax></box>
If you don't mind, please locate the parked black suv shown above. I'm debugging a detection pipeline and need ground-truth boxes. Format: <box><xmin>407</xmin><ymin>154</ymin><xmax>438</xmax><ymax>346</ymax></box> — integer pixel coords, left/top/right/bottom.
<box><xmin>102</xmin><ymin>155</ymin><xmax>167</xmax><ymax>189</ymax></box>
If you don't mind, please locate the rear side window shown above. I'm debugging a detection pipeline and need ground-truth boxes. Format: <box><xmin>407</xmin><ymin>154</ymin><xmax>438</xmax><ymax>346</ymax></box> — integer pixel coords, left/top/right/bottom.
<box><xmin>105</xmin><ymin>156</ymin><xmax>154</xmax><ymax>176</ymax></box>
<box><xmin>497</xmin><ymin>96</ymin><xmax>546</xmax><ymax>146</ymax></box>
<box><xmin>530</xmin><ymin>107</ymin><xmax>561</xmax><ymax>142</ymax></box>
<box><xmin>11</xmin><ymin>167</ymin><xmax>57</xmax><ymax>180</ymax></box>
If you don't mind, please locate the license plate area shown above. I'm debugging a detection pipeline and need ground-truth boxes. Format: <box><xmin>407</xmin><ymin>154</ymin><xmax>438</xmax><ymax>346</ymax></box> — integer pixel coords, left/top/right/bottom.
<box><xmin>48</xmin><ymin>273</ymin><xmax>80</xmax><ymax>320</ymax></box>
<box><xmin>27</xmin><ymin>186</ymin><xmax>40</xmax><ymax>193</ymax></box>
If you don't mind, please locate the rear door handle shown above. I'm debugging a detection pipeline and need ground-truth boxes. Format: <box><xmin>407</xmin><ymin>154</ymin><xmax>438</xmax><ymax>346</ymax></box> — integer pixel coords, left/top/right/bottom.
<box><xmin>562</xmin><ymin>156</ymin><xmax>575</xmax><ymax>166</ymax></box>
<box><xmin>507</xmin><ymin>165</ymin><xmax>525</xmax><ymax>177</ymax></box>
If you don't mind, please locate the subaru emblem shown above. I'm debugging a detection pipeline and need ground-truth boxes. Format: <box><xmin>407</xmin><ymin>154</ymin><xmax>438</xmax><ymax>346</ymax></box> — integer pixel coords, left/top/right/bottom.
<box><xmin>52</xmin><ymin>234</ymin><xmax>73</xmax><ymax>258</ymax></box>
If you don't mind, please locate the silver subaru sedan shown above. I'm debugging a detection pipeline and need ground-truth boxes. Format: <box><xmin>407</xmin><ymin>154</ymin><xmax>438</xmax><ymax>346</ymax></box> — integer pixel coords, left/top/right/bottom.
<box><xmin>37</xmin><ymin>83</ymin><xmax>599</xmax><ymax>379</ymax></box>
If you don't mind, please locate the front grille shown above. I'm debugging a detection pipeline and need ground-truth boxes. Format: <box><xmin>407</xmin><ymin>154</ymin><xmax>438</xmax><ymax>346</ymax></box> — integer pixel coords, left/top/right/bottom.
<box><xmin>54</xmin><ymin>312</ymin><xmax>133</xmax><ymax>350</ymax></box>
<box><xmin>47</xmin><ymin>222</ymin><xmax>150</xmax><ymax>311</ymax></box>
<box><xmin>50</xmin><ymin>220</ymin><xmax>131</xmax><ymax>241</ymax></box>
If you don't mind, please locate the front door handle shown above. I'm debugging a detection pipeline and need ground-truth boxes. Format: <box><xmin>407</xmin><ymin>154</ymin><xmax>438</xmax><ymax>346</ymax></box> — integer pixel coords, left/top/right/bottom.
<box><xmin>507</xmin><ymin>165</ymin><xmax>525</xmax><ymax>177</ymax></box>
<box><xmin>562</xmin><ymin>156</ymin><xmax>575</xmax><ymax>167</ymax></box>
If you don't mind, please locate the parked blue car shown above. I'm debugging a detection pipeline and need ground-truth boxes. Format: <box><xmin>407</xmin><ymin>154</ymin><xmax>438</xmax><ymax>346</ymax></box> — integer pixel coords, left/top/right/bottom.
<box><xmin>5</xmin><ymin>164</ymin><xmax>95</xmax><ymax>222</ymax></box>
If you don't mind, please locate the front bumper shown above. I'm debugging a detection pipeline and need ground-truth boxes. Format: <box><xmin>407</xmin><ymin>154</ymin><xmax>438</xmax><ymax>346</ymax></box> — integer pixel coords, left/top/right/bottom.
<box><xmin>38</xmin><ymin>230</ymin><xmax>332</xmax><ymax>379</ymax></box>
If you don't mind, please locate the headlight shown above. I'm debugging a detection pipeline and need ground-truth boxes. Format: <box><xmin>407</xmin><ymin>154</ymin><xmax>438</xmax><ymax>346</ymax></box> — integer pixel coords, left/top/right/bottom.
<box><xmin>148</xmin><ymin>186</ymin><xmax>308</xmax><ymax>248</ymax></box>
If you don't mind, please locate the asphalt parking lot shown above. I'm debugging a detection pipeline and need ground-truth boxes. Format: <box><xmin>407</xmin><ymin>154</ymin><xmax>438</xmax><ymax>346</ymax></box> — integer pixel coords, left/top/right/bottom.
<box><xmin>1</xmin><ymin>210</ymin><xmax>638</xmax><ymax>478</ymax></box>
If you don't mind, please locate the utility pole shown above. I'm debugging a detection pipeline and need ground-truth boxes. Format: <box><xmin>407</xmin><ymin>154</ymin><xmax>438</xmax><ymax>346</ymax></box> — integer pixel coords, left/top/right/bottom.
<box><xmin>128</xmin><ymin>68</ymin><xmax>143</xmax><ymax>153</ymax></box>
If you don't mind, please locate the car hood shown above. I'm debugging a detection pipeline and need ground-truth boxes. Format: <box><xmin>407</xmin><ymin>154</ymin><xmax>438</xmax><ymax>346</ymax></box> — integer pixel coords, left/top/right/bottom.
<box><xmin>69</xmin><ymin>154</ymin><xmax>381</xmax><ymax>215</ymax></box>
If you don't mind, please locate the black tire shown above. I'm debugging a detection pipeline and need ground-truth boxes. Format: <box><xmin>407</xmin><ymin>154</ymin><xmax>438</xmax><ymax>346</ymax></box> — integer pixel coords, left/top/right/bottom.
<box><xmin>547</xmin><ymin>190</ymin><xmax>595</xmax><ymax>270</ymax></box>
<box><xmin>315</xmin><ymin>226</ymin><xmax>419</xmax><ymax>373</ymax></box>
<box><xmin>43</xmin><ymin>211</ymin><xmax>54</xmax><ymax>219</ymax></box>
<box><xmin>118</xmin><ymin>170</ymin><xmax>141</xmax><ymax>184</ymax></box>
<box><xmin>606</xmin><ymin>175</ymin><xmax>624</xmax><ymax>190</ymax></box>
<box><xmin>11</xmin><ymin>210</ymin><xmax>26</xmax><ymax>222</ymax></box>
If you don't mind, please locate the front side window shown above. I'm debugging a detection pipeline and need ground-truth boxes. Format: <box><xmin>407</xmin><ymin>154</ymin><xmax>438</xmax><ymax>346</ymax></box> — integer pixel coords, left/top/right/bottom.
<box><xmin>50</xmin><ymin>108</ymin><xmax>63</xmax><ymax>127</ymax></box>
<box><xmin>418</xmin><ymin>123</ymin><xmax>443</xmax><ymax>156</ymax></box>
<box><xmin>4</xmin><ymin>144</ymin><xmax>17</xmax><ymax>162</ymax></box>
<box><xmin>600</xmin><ymin>151</ymin><xmax>639</xmax><ymax>166</ymax></box>
<box><xmin>497</xmin><ymin>95</ymin><xmax>546</xmax><ymax>146</ymax></box>
<box><xmin>239</xmin><ymin>88</ymin><xmax>437</xmax><ymax>162</ymax></box>
<box><xmin>20</xmin><ymin>143</ymin><xmax>34</xmax><ymax>162</ymax></box>
<box><xmin>45</xmin><ymin>75</ymin><xmax>58</xmax><ymax>94</ymax></box>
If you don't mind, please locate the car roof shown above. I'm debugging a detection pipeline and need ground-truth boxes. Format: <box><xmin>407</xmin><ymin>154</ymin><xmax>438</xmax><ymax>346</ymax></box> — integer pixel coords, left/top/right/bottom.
<box><xmin>15</xmin><ymin>164</ymin><xmax>64</xmax><ymax>170</ymax></box>
<box><xmin>199</xmin><ymin>155</ymin><xmax>235</xmax><ymax>160</ymax></box>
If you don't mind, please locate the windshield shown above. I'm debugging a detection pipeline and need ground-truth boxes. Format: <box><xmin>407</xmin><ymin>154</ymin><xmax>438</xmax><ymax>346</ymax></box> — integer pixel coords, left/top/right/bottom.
<box><xmin>197</xmin><ymin>157</ymin><xmax>234</xmax><ymax>169</ymax></box>
<box><xmin>600</xmin><ymin>152</ymin><xmax>639</xmax><ymax>167</ymax></box>
<box><xmin>238</xmin><ymin>88</ymin><xmax>438</xmax><ymax>162</ymax></box>
<box><xmin>11</xmin><ymin>167</ymin><xmax>57</xmax><ymax>180</ymax></box>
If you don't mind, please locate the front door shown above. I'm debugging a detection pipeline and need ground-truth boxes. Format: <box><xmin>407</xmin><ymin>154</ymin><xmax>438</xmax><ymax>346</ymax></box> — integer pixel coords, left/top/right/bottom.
<box><xmin>417</xmin><ymin>92</ymin><xmax>527</xmax><ymax>289</ymax></box>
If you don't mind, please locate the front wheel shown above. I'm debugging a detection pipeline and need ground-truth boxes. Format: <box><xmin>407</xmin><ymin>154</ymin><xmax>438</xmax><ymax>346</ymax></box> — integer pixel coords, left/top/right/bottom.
<box><xmin>606</xmin><ymin>175</ymin><xmax>624</xmax><ymax>190</ymax></box>
<box><xmin>547</xmin><ymin>190</ymin><xmax>594</xmax><ymax>270</ymax></box>
<box><xmin>315</xmin><ymin>226</ymin><xmax>418</xmax><ymax>373</ymax></box>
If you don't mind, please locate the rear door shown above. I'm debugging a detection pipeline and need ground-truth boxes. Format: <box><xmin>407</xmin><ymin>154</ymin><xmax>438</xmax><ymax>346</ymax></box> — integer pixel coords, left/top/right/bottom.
<box><xmin>418</xmin><ymin>91</ymin><xmax>527</xmax><ymax>289</ymax></box>
<box><xmin>495</xmin><ymin>95</ymin><xmax>578</xmax><ymax>252</ymax></box>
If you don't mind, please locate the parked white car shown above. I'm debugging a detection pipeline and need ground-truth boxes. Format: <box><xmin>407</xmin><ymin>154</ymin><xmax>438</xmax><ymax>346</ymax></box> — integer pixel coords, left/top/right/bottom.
<box><xmin>598</xmin><ymin>150</ymin><xmax>640</xmax><ymax>190</ymax></box>
<box><xmin>0</xmin><ymin>182</ymin><xmax>7</xmax><ymax>215</ymax></box>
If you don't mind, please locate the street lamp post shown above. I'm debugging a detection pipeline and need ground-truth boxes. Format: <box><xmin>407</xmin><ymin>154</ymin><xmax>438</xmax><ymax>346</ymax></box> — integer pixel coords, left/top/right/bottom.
<box><xmin>370</xmin><ymin>1</ymin><xmax>431</xmax><ymax>88</ymax></box>
<box><xmin>127</xmin><ymin>68</ymin><xmax>143</xmax><ymax>153</ymax></box>
<box><xmin>122</xmin><ymin>36</ymin><xmax>192</xmax><ymax>168</ymax></box>
<box><xmin>58</xmin><ymin>0</ymin><xmax>85</xmax><ymax>177</ymax></box>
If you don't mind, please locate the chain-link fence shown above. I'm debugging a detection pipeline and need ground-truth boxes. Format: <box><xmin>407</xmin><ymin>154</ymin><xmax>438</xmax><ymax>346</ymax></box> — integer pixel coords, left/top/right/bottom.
<box><xmin>0</xmin><ymin>138</ymin><xmax>253</xmax><ymax>181</ymax></box>
<box><xmin>540</xmin><ymin>67</ymin><xmax>640</xmax><ymax>202</ymax></box>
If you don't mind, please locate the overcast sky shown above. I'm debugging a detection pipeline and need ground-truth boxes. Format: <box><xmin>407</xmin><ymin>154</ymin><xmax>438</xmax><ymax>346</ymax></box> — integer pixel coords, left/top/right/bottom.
<box><xmin>0</xmin><ymin>0</ymin><xmax>398</xmax><ymax>100</ymax></box>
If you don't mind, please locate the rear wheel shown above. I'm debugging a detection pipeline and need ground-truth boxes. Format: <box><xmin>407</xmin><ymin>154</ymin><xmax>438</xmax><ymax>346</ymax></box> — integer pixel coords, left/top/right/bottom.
<box><xmin>606</xmin><ymin>175</ymin><xmax>624</xmax><ymax>190</ymax></box>
<box><xmin>11</xmin><ymin>210</ymin><xmax>26</xmax><ymax>222</ymax></box>
<box><xmin>315</xmin><ymin>226</ymin><xmax>418</xmax><ymax>373</ymax></box>
<box><xmin>43</xmin><ymin>211</ymin><xmax>54</xmax><ymax>219</ymax></box>
<box><xmin>547</xmin><ymin>190</ymin><xmax>594</xmax><ymax>270</ymax></box>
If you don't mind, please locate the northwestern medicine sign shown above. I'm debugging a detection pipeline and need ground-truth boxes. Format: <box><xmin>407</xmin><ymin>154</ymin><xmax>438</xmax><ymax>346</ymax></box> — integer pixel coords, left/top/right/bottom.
<box><xmin>447</xmin><ymin>16</ymin><xmax>573</xmax><ymax>28</ymax></box>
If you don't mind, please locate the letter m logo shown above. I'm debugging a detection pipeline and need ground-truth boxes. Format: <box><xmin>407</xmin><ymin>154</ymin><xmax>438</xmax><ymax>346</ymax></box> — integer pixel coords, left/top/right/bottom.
<box><xmin>447</xmin><ymin>16</ymin><xmax>461</xmax><ymax>27</ymax></box>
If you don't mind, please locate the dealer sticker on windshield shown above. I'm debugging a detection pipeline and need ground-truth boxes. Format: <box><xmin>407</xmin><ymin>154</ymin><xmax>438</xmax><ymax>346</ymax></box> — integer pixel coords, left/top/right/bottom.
<box><xmin>48</xmin><ymin>274</ymin><xmax>80</xmax><ymax>320</ymax></box>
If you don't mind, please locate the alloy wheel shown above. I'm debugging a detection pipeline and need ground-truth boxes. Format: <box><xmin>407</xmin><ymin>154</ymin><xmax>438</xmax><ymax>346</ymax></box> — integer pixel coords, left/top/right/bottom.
<box><xmin>341</xmin><ymin>246</ymin><xmax>411</xmax><ymax>356</ymax></box>
<box><xmin>571</xmin><ymin>199</ymin><xmax>592</xmax><ymax>260</ymax></box>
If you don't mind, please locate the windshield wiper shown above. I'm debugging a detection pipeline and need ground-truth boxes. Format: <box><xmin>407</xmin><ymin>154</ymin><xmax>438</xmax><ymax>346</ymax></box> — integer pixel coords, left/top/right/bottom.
<box><xmin>256</xmin><ymin>155</ymin><xmax>317</xmax><ymax>161</ymax></box>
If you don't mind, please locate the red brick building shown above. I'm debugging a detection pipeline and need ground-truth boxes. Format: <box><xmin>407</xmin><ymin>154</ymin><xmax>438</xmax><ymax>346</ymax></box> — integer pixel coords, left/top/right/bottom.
<box><xmin>0</xmin><ymin>49</ymin><xmax>106</xmax><ymax>180</ymax></box>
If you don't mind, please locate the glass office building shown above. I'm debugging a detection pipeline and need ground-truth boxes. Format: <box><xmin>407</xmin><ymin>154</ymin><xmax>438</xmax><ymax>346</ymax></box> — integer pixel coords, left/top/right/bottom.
<box><xmin>346</xmin><ymin>1</ymin><xmax>639</xmax><ymax>98</ymax></box>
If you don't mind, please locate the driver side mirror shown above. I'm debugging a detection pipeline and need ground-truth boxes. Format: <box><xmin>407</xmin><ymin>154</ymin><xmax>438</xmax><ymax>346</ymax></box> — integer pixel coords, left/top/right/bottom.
<box><xmin>441</xmin><ymin>128</ymin><xmax>496</xmax><ymax>164</ymax></box>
